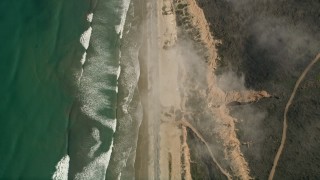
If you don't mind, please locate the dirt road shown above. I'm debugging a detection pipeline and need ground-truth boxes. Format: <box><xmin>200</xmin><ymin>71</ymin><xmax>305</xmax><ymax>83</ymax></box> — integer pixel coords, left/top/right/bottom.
<box><xmin>177</xmin><ymin>120</ymin><xmax>232</xmax><ymax>180</ymax></box>
<box><xmin>268</xmin><ymin>53</ymin><xmax>320</xmax><ymax>180</ymax></box>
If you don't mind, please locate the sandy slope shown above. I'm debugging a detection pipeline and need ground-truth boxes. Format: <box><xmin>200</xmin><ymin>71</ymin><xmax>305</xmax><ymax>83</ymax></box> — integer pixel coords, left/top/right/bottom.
<box><xmin>174</xmin><ymin>0</ymin><xmax>271</xmax><ymax>179</ymax></box>
<box><xmin>136</xmin><ymin>0</ymin><xmax>272</xmax><ymax>179</ymax></box>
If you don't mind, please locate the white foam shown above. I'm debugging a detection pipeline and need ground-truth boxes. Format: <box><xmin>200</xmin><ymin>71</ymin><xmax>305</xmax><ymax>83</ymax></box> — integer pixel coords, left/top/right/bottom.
<box><xmin>87</xmin><ymin>13</ymin><xmax>93</xmax><ymax>23</ymax></box>
<box><xmin>121</xmin><ymin>85</ymin><xmax>134</xmax><ymax>114</ymax></box>
<box><xmin>81</xmin><ymin>105</ymin><xmax>117</xmax><ymax>130</ymax></box>
<box><xmin>78</xmin><ymin>68</ymin><xmax>84</xmax><ymax>84</ymax></box>
<box><xmin>78</xmin><ymin>52</ymin><xmax>87</xmax><ymax>83</ymax></box>
<box><xmin>75</xmin><ymin>142</ymin><xmax>114</xmax><ymax>180</ymax></box>
<box><xmin>116</xmin><ymin>52</ymin><xmax>121</xmax><ymax>94</ymax></box>
<box><xmin>115</xmin><ymin>0</ymin><xmax>131</xmax><ymax>38</ymax></box>
<box><xmin>52</xmin><ymin>155</ymin><xmax>70</xmax><ymax>180</ymax></box>
<box><xmin>117</xmin><ymin>65</ymin><xmax>121</xmax><ymax>80</ymax></box>
<box><xmin>88</xmin><ymin>128</ymin><xmax>102</xmax><ymax>158</ymax></box>
<box><xmin>79</xmin><ymin>59</ymin><xmax>119</xmax><ymax>131</ymax></box>
<box><xmin>78</xmin><ymin>12</ymin><xmax>92</xmax><ymax>84</ymax></box>
<box><xmin>80</xmin><ymin>52</ymin><xmax>87</xmax><ymax>65</ymax></box>
<box><xmin>84</xmin><ymin>63</ymin><xmax>120</xmax><ymax>77</ymax></box>
<box><xmin>80</xmin><ymin>27</ymin><xmax>92</xmax><ymax>50</ymax></box>
<box><xmin>106</xmin><ymin>65</ymin><xmax>120</xmax><ymax>76</ymax></box>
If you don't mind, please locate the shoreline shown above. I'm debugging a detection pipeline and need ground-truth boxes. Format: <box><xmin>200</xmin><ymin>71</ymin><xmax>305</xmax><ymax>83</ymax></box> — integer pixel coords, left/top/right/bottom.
<box><xmin>135</xmin><ymin>0</ymin><xmax>160</xmax><ymax>178</ymax></box>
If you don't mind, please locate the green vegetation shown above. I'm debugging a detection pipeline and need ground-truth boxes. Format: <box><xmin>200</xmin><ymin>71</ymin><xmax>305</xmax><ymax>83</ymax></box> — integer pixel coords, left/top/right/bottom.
<box><xmin>196</xmin><ymin>0</ymin><xmax>320</xmax><ymax>178</ymax></box>
<box><xmin>198</xmin><ymin>0</ymin><xmax>320</xmax><ymax>88</ymax></box>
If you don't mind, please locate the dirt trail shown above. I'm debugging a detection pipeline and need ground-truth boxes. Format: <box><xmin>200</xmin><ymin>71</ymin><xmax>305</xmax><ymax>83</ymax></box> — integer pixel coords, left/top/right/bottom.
<box><xmin>177</xmin><ymin>120</ymin><xmax>232</xmax><ymax>180</ymax></box>
<box><xmin>268</xmin><ymin>53</ymin><xmax>320</xmax><ymax>180</ymax></box>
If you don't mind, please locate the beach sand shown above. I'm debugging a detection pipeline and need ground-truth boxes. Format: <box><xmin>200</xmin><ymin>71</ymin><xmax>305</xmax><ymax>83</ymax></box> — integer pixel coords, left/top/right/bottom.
<box><xmin>135</xmin><ymin>0</ymin><xmax>272</xmax><ymax>179</ymax></box>
<box><xmin>135</xmin><ymin>0</ymin><xmax>186</xmax><ymax>178</ymax></box>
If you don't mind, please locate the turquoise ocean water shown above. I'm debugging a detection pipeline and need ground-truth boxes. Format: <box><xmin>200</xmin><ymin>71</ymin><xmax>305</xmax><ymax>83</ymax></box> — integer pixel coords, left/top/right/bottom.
<box><xmin>0</xmin><ymin>0</ymin><xmax>140</xmax><ymax>179</ymax></box>
<box><xmin>0</xmin><ymin>0</ymin><xmax>88</xmax><ymax>178</ymax></box>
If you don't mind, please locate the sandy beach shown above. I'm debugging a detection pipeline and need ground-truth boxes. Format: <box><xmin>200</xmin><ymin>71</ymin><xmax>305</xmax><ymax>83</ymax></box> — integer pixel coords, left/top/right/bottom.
<box><xmin>135</xmin><ymin>0</ymin><xmax>186</xmax><ymax>178</ymax></box>
<box><xmin>135</xmin><ymin>0</ymin><xmax>272</xmax><ymax>179</ymax></box>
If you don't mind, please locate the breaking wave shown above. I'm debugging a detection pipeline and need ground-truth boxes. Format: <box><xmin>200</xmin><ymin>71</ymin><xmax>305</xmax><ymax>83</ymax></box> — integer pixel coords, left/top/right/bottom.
<box><xmin>75</xmin><ymin>142</ymin><xmax>114</xmax><ymax>180</ymax></box>
<box><xmin>115</xmin><ymin>0</ymin><xmax>131</xmax><ymax>39</ymax></box>
<box><xmin>64</xmin><ymin>0</ymin><xmax>139</xmax><ymax>179</ymax></box>
<box><xmin>52</xmin><ymin>155</ymin><xmax>70</xmax><ymax>180</ymax></box>
<box><xmin>105</xmin><ymin>0</ymin><xmax>144</xmax><ymax>178</ymax></box>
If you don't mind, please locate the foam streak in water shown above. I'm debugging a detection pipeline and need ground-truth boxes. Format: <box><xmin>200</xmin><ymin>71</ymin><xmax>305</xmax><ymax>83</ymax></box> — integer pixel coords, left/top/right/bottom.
<box><xmin>75</xmin><ymin>142</ymin><xmax>114</xmax><ymax>180</ymax></box>
<box><xmin>115</xmin><ymin>0</ymin><xmax>131</xmax><ymax>39</ymax></box>
<box><xmin>78</xmin><ymin>13</ymin><xmax>94</xmax><ymax>83</ymax></box>
<box><xmin>80</xmin><ymin>52</ymin><xmax>87</xmax><ymax>65</ymax></box>
<box><xmin>87</xmin><ymin>13</ymin><xmax>93</xmax><ymax>23</ymax></box>
<box><xmin>80</xmin><ymin>27</ymin><xmax>92</xmax><ymax>50</ymax></box>
<box><xmin>88</xmin><ymin>128</ymin><xmax>102</xmax><ymax>158</ymax></box>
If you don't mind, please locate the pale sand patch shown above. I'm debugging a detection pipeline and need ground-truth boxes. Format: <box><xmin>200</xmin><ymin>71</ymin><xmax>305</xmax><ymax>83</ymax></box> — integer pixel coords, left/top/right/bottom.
<box><xmin>159</xmin><ymin>49</ymin><xmax>181</xmax><ymax>107</ymax></box>
<box><xmin>159</xmin><ymin>122</ymin><xmax>182</xmax><ymax>180</ymax></box>
<box><xmin>182</xmin><ymin>0</ymin><xmax>220</xmax><ymax>68</ymax></box>
<box><xmin>158</xmin><ymin>0</ymin><xmax>184</xmax><ymax>179</ymax></box>
<box><xmin>182</xmin><ymin>126</ymin><xmax>192</xmax><ymax>180</ymax></box>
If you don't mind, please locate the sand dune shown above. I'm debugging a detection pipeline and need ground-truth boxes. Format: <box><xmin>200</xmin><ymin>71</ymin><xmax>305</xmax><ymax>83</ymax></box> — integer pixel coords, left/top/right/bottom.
<box><xmin>137</xmin><ymin>0</ymin><xmax>272</xmax><ymax>179</ymax></box>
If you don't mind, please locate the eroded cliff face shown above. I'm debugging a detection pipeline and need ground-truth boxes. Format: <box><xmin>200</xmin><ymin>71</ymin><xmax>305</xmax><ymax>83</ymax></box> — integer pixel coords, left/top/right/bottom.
<box><xmin>187</xmin><ymin>0</ymin><xmax>320</xmax><ymax>179</ymax></box>
<box><xmin>172</xmin><ymin>0</ymin><xmax>271</xmax><ymax>179</ymax></box>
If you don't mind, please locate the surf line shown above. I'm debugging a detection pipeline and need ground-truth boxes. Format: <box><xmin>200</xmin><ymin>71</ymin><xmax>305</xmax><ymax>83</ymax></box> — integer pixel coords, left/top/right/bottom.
<box><xmin>78</xmin><ymin>12</ymin><xmax>94</xmax><ymax>84</ymax></box>
<box><xmin>177</xmin><ymin>119</ymin><xmax>232</xmax><ymax>180</ymax></box>
<box><xmin>268</xmin><ymin>53</ymin><xmax>320</xmax><ymax>180</ymax></box>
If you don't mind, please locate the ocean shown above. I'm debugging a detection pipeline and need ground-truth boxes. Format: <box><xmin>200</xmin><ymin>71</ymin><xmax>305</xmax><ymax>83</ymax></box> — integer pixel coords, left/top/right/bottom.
<box><xmin>0</xmin><ymin>0</ymin><xmax>140</xmax><ymax>179</ymax></box>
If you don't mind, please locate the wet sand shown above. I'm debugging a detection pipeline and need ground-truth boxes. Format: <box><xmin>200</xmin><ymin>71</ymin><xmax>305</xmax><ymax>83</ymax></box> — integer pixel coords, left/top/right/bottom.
<box><xmin>135</xmin><ymin>0</ymin><xmax>162</xmax><ymax>178</ymax></box>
